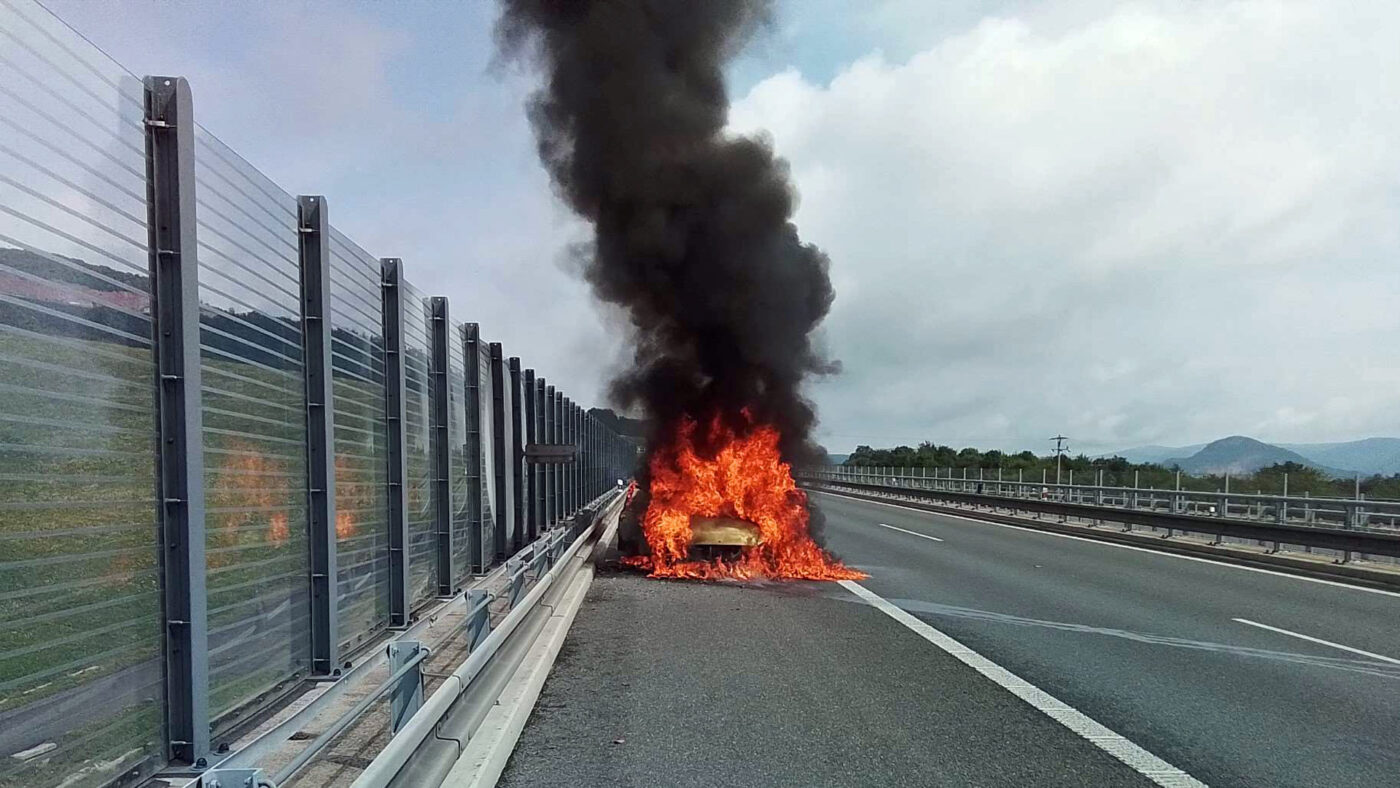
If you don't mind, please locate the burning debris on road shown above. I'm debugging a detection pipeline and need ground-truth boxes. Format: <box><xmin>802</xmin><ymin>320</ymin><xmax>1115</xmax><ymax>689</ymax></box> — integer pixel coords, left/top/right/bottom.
<box><xmin>499</xmin><ymin>1</ymin><xmax>857</xmax><ymax>580</ymax></box>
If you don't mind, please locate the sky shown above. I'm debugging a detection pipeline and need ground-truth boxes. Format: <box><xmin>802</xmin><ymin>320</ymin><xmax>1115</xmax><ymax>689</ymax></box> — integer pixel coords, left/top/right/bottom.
<box><xmin>41</xmin><ymin>0</ymin><xmax>1400</xmax><ymax>456</ymax></box>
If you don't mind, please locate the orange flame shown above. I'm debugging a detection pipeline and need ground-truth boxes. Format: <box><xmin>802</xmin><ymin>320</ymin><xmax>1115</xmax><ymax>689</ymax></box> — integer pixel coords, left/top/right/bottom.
<box><xmin>336</xmin><ymin>511</ymin><xmax>356</xmax><ymax>539</ymax></box>
<box><xmin>269</xmin><ymin>513</ymin><xmax>289</xmax><ymax>546</ymax></box>
<box><xmin>208</xmin><ymin>439</ymin><xmax>294</xmax><ymax>564</ymax></box>
<box><xmin>625</xmin><ymin>412</ymin><xmax>866</xmax><ymax>581</ymax></box>
<box><xmin>333</xmin><ymin>454</ymin><xmax>360</xmax><ymax>539</ymax></box>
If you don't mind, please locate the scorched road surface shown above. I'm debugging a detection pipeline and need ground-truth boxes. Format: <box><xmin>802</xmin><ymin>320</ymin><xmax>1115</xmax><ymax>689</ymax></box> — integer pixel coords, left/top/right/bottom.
<box><xmin>498</xmin><ymin>572</ymin><xmax>1153</xmax><ymax>788</ymax></box>
<box><xmin>809</xmin><ymin>490</ymin><xmax>1400</xmax><ymax>788</ymax></box>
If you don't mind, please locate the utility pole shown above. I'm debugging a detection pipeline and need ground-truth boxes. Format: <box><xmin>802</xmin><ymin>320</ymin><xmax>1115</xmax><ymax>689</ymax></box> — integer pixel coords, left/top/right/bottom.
<box><xmin>1051</xmin><ymin>435</ymin><xmax>1068</xmax><ymax>486</ymax></box>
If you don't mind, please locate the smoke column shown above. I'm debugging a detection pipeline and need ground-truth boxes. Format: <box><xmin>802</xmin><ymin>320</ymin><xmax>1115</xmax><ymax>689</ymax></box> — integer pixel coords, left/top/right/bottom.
<box><xmin>497</xmin><ymin>0</ymin><xmax>837</xmax><ymax>463</ymax></box>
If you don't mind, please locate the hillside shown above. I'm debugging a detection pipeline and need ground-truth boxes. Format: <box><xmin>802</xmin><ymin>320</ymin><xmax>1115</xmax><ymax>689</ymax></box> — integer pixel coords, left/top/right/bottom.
<box><xmin>1279</xmin><ymin>438</ymin><xmax>1400</xmax><ymax>476</ymax></box>
<box><xmin>1101</xmin><ymin>444</ymin><xmax>1206</xmax><ymax>464</ymax></box>
<box><xmin>1164</xmin><ymin>436</ymin><xmax>1340</xmax><ymax>476</ymax></box>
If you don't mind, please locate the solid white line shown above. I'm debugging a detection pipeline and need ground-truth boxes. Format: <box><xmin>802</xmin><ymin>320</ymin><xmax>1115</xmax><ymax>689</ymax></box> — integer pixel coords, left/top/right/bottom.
<box><xmin>1232</xmin><ymin>618</ymin><xmax>1400</xmax><ymax>665</ymax></box>
<box><xmin>878</xmin><ymin>522</ymin><xmax>944</xmax><ymax>542</ymax></box>
<box><xmin>809</xmin><ymin>489</ymin><xmax>1400</xmax><ymax>600</ymax></box>
<box><xmin>841</xmin><ymin>580</ymin><xmax>1207</xmax><ymax>788</ymax></box>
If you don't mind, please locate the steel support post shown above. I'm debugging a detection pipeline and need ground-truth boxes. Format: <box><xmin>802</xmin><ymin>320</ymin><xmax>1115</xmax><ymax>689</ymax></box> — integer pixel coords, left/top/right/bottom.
<box><xmin>297</xmin><ymin>195</ymin><xmax>339</xmax><ymax>675</ymax></box>
<box><xmin>553</xmin><ymin>388</ymin><xmax>563</xmax><ymax>516</ymax></box>
<box><xmin>575</xmin><ymin>404</ymin><xmax>583</xmax><ymax>505</ymax></box>
<box><xmin>465</xmin><ymin>588</ymin><xmax>491</xmax><ymax>650</ymax></box>
<box><xmin>569</xmin><ymin>399</ymin><xmax>578</xmax><ymax>512</ymax></box>
<box><xmin>523</xmin><ymin>369</ymin><xmax>538</xmax><ymax>540</ymax></box>
<box><xmin>555</xmin><ymin>390</ymin><xmax>564</xmax><ymax>515</ymax></box>
<box><xmin>555</xmin><ymin>393</ymin><xmax>565</xmax><ymax>516</ymax></box>
<box><xmin>429</xmin><ymin>297</ymin><xmax>453</xmax><ymax>595</ymax></box>
<box><xmin>463</xmin><ymin>324</ymin><xmax>485</xmax><ymax>573</ymax></box>
<box><xmin>565</xmin><ymin>398</ymin><xmax>577</xmax><ymax>514</ymax></box>
<box><xmin>507</xmin><ymin>559</ymin><xmax>526</xmax><ymax>607</ymax></box>
<box><xmin>381</xmin><ymin>258</ymin><xmax>411</xmax><ymax>626</ymax></box>
<box><xmin>145</xmin><ymin>75</ymin><xmax>210</xmax><ymax>769</ymax></box>
<box><xmin>508</xmin><ymin>357</ymin><xmax>526</xmax><ymax>553</ymax></box>
<box><xmin>564</xmin><ymin>399</ymin><xmax>573</xmax><ymax>512</ymax></box>
<box><xmin>574</xmin><ymin>405</ymin><xmax>582</xmax><ymax>504</ymax></box>
<box><xmin>543</xmin><ymin>383</ymin><xmax>556</xmax><ymax>527</ymax></box>
<box><xmin>489</xmin><ymin>342</ymin><xmax>511</xmax><ymax>561</ymax></box>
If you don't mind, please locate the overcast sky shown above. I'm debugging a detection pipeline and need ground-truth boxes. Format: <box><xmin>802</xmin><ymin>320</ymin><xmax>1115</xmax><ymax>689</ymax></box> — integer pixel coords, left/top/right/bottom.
<box><xmin>45</xmin><ymin>0</ymin><xmax>1400</xmax><ymax>456</ymax></box>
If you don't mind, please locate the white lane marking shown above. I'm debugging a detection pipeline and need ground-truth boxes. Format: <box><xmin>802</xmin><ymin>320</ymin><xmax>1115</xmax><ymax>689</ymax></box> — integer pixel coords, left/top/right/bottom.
<box><xmin>877</xmin><ymin>522</ymin><xmax>944</xmax><ymax>542</ymax></box>
<box><xmin>809</xmin><ymin>489</ymin><xmax>1400</xmax><ymax>600</ymax></box>
<box><xmin>1232</xmin><ymin>618</ymin><xmax>1400</xmax><ymax>665</ymax></box>
<box><xmin>841</xmin><ymin>580</ymin><xmax>1207</xmax><ymax>788</ymax></box>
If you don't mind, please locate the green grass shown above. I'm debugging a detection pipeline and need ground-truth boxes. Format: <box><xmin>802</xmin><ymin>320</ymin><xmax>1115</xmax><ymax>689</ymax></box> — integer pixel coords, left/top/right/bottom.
<box><xmin>0</xmin><ymin>326</ymin><xmax>315</xmax><ymax>748</ymax></box>
<box><xmin>0</xmin><ymin>699</ymin><xmax>161</xmax><ymax>788</ymax></box>
<box><xmin>1</xmin><ymin>318</ymin><xmax>464</xmax><ymax>775</ymax></box>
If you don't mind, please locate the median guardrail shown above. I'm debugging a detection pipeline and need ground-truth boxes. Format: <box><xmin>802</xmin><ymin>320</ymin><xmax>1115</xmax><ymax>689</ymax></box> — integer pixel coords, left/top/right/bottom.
<box><xmin>801</xmin><ymin>472</ymin><xmax>1400</xmax><ymax>561</ymax></box>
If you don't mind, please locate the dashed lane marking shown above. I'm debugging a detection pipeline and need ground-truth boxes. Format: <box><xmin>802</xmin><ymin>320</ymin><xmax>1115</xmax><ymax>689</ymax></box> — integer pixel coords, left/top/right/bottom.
<box><xmin>877</xmin><ymin>522</ymin><xmax>944</xmax><ymax>542</ymax></box>
<box><xmin>1232</xmin><ymin>618</ymin><xmax>1400</xmax><ymax>665</ymax></box>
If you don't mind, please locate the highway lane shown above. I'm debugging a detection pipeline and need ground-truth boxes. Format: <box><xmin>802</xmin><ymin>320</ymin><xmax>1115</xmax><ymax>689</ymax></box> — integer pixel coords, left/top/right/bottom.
<box><xmin>811</xmin><ymin>490</ymin><xmax>1400</xmax><ymax>788</ymax></box>
<box><xmin>499</xmin><ymin>572</ymin><xmax>1156</xmax><ymax>788</ymax></box>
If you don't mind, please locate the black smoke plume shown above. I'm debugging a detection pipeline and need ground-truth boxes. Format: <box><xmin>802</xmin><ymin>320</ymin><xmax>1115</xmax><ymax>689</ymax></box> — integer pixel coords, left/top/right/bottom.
<box><xmin>497</xmin><ymin>0</ymin><xmax>837</xmax><ymax>465</ymax></box>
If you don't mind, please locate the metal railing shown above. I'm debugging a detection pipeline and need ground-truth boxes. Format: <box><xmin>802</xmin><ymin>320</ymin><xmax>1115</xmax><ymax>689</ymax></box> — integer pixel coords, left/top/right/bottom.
<box><xmin>350</xmin><ymin>490</ymin><xmax>625</xmax><ymax>787</ymax></box>
<box><xmin>199</xmin><ymin>489</ymin><xmax>623</xmax><ymax>788</ymax></box>
<box><xmin>811</xmin><ymin>466</ymin><xmax>1400</xmax><ymax>532</ymax></box>
<box><xmin>803</xmin><ymin>466</ymin><xmax>1400</xmax><ymax>563</ymax></box>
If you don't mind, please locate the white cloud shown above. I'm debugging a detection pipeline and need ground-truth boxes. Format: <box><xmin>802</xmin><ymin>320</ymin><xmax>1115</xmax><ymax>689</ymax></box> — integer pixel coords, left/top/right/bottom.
<box><xmin>41</xmin><ymin>0</ymin><xmax>620</xmax><ymax>405</ymax></box>
<box><xmin>730</xmin><ymin>0</ymin><xmax>1400</xmax><ymax>454</ymax></box>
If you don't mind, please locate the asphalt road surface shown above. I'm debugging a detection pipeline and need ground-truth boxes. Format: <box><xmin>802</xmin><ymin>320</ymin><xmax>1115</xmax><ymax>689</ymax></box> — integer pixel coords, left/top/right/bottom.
<box><xmin>500</xmin><ymin>491</ymin><xmax>1400</xmax><ymax>787</ymax></box>
<box><xmin>499</xmin><ymin>572</ymin><xmax>1154</xmax><ymax>788</ymax></box>
<box><xmin>809</xmin><ymin>491</ymin><xmax>1400</xmax><ymax>787</ymax></box>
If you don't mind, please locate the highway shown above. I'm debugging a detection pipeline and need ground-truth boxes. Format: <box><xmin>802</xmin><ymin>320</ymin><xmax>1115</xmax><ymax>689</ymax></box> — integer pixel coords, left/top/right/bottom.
<box><xmin>810</xmin><ymin>490</ymin><xmax>1400</xmax><ymax>787</ymax></box>
<box><xmin>501</xmin><ymin>490</ymin><xmax>1400</xmax><ymax>788</ymax></box>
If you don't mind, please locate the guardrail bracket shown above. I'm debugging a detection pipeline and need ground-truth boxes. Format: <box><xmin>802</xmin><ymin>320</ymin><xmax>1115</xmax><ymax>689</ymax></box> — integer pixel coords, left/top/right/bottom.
<box><xmin>387</xmin><ymin>640</ymin><xmax>425</xmax><ymax>734</ymax></box>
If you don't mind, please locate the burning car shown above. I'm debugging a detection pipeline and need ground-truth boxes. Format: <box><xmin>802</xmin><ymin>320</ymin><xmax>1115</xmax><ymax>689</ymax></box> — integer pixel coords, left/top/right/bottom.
<box><xmin>618</xmin><ymin>412</ymin><xmax>865</xmax><ymax>581</ymax></box>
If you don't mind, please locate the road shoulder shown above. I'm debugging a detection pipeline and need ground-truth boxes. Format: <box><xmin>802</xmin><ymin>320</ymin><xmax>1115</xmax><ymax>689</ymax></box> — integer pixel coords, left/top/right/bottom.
<box><xmin>499</xmin><ymin>573</ymin><xmax>1155</xmax><ymax>788</ymax></box>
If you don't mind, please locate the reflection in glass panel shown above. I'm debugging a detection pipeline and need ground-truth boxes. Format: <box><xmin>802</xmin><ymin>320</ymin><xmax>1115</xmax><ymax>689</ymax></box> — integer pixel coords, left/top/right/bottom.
<box><xmin>449</xmin><ymin>323</ymin><xmax>471</xmax><ymax>583</ymax></box>
<box><xmin>471</xmin><ymin>330</ymin><xmax>497</xmax><ymax>571</ymax></box>
<box><xmin>192</xmin><ymin>127</ymin><xmax>311</xmax><ymax>727</ymax></box>
<box><xmin>328</xmin><ymin>231</ymin><xmax>391</xmax><ymax>652</ymax></box>
<box><xmin>0</xmin><ymin>2</ymin><xmax>163</xmax><ymax>786</ymax></box>
<box><xmin>402</xmin><ymin>283</ymin><xmax>437</xmax><ymax>607</ymax></box>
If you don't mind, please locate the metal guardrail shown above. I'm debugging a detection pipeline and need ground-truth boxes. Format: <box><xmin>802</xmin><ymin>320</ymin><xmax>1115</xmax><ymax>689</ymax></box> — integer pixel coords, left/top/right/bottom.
<box><xmin>350</xmin><ymin>490</ymin><xmax>625</xmax><ymax>787</ymax></box>
<box><xmin>802</xmin><ymin>471</ymin><xmax>1400</xmax><ymax>560</ymax></box>
<box><xmin>808</xmin><ymin>467</ymin><xmax>1400</xmax><ymax>531</ymax></box>
<box><xmin>197</xmin><ymin>488</ymin><xmax>625</xmax><ymax>788</ymax></box>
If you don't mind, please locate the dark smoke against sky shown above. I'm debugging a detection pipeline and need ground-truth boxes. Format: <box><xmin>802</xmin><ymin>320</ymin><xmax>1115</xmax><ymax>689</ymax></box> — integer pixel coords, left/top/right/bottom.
<box><xmin>496</xmin><ymin>0</ymin><xmax>837</xmax><ymax>462</ymax></box>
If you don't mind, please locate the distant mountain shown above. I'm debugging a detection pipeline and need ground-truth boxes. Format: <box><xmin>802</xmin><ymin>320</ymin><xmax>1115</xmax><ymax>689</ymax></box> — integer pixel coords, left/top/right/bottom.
<box><xmin>1279</xmin><ymin>438</ymin><xmax>1400</xmax><ymax>476</ymax></box>
<box><xmin>1100</xmin><ymin>444</ymin><xmax>1207</xmax><ymax>464</ymax></box>
<box><xmin>1164</xmin><ymin>436</ymin><xmax>1342</xmax><ymax>476</ymax></box>
<box><xmin>825</xmin><ymin>453</ymin><xmax>849</xmax><ymax>465</ymax></box>
<box><xmin>1107</xmin><ymin>436</ymin><xmax>1400</xmax><ymax>476</ymax></box>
